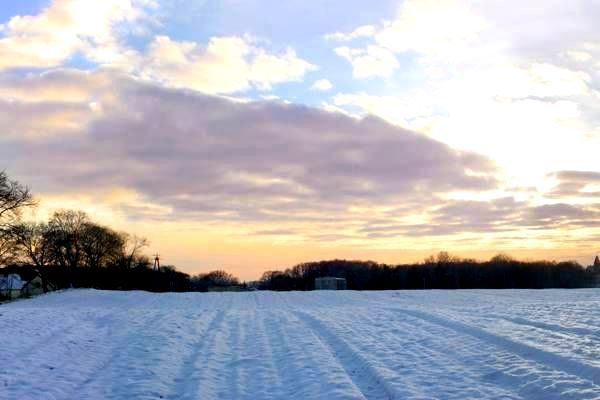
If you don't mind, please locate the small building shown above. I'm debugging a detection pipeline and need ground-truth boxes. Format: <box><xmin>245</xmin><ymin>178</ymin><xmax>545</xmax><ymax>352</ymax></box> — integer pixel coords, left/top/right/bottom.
<box><xmin>0</xmin><ymin>273</ymin><xmax>24</xmax><ymax>300</ymax></box>
<box><xmin>315</xmin><ymin>277</ymin><xmax>347</xmax><ymax>290</ymax></box>
<box><xmin>0</xmin><ymin>268</ymin><xmax>51</xmax><ymax>300</ymax></box>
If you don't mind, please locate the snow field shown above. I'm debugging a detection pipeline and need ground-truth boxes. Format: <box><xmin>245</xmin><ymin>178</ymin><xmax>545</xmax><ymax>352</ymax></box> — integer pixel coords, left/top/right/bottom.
<box><xmin>1</xmin><ymin>289</ymin><xmax>599</xmax><ymax>399</ymax></box>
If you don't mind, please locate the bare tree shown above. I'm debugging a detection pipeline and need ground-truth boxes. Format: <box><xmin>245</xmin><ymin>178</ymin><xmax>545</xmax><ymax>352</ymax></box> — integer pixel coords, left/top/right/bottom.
<box><xmin>0</xmin><ymin>171</ymin><xmax>35</xmax><ymax>228</ymax></box>
<box><xmin>0</xmin><ymin>172</ymin><xmax>35</xmax><ymax>266</ymax></box>
<box><xmin>10</xmin><ymin>222</ymin><xmax>53</xmax><ymax>267</ymax></box>
<box><xmin>122</xmin><ymin>233</ymin><xmax>149</xmax><ymax>269</ymax></box>
<box><xmin>80</xmin><ymin>223</ymin><xmax>125</xmax><ymax>269</ymax></box>
<box><xmin>47</xmin><ymin>210</ymin><xmax>89</xmax><ymax>269</ymax></box>
<box><xmin>191</xmin><ymin>270</ymin><xmax>239</xmax><ymax>291</ymax></box>
<box><xmin>0</xmin><ymin>233</ymin><xmax>17</xmax><ymax>266</ymax></box>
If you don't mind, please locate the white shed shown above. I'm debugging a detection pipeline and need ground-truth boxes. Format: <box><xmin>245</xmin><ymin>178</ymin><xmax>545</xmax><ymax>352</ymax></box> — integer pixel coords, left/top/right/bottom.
<box><xmin>315</xmin><ymin>277</ymin><xmax>347</xmax><ymax>290</ymax></box>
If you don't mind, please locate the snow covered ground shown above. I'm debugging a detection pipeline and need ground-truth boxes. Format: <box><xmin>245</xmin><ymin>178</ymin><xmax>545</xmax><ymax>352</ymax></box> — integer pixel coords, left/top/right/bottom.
<box><xmin>1</xmin><ymin>289</ymin><xmax>599</xmax><ymax>399</ymax></box>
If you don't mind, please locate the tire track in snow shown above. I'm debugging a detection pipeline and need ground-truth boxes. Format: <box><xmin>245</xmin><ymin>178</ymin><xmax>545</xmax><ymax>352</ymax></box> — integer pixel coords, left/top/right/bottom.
<box><xmin>323</xmin><ymin>307</ymin><xmax>524</xmax><ymax>399</ymax></box>
<box><xmin>495</xmin><ymin>315</ymin><xmax>600</xmax><ymax>339</ymax></box>
<box><xmin>221</xmin><ymin>307</ymin><xmax>282</xmax><ymax>399</ymax></box>
<box><xmin>262</xmin><ymin>309</ymin><xmax>373</xmax><ymax>399</ymax></box>
<box><xmin>253</xmin><ymin>310</ymin><xmax>285</xmax><ymax>395</ymax></box>
<box><xmin>365</xmin><ymin>307</ymin><xmax>567</xmax><ymax>399</ymax></box>
<box><xmin>169</xmin><ymin>308</ymin><xmax>229</xmax><ymax>400</ymax></box>
<box><xmin>293</xmin><ymin>310</ymin><xmax>394</xmax><ymax>400</ymax></box>
<box><xmin>223</xmin><ymin>311</ymin><xmax>243</xmax><ymax>399</ymax></box>
<box><xmin>261</xmin><ymin>310</ymin><xmax>306</xmax><ymax>397</ymax></box>
<box><xmin>261</xmin><ymin>310</ymin><xmax>316</xmax><ymax>398</ymax></box>
<box><xmin>395</xmin><ymin>308</ymin><xmax>600</xmax><ymax>387</ymax></box>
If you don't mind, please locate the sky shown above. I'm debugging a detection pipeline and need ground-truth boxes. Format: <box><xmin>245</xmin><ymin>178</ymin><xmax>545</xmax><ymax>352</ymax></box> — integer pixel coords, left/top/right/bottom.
<box><xmin>1</xmin><ymin>0</ymin><xmax>599</xmax><ymax>279</ymax></box>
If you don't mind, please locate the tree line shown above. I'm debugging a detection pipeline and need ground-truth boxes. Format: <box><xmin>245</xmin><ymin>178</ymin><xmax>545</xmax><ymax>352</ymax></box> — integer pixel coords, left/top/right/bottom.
<box><xmin>258</xmin><ymin>253</ymin><xmax>600</xmax><ymax>291</ymax></box>
<box><xmin>0</xmin><ymin>171</ymin><xmax>241</xmax><ymax>294</ymax></box>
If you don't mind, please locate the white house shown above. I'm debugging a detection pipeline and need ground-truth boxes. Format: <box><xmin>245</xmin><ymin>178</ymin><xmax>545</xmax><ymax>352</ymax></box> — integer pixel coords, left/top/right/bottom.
<box><xmin>0</xmin><ymin>273</ymin><xmax>24</xmax><ymax>300</ymax></box>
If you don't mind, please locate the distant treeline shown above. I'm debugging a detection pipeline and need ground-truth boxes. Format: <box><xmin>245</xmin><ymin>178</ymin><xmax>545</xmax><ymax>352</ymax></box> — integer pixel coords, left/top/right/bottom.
<box><xmin>0</xmin><ymin>171</ymin><xmax>240</xmax><ymax>293</ymax></box>
<box><xmin>259</xmin><ymin>253</ymin><xmax>600</xmax><ymax>291</ymax></box>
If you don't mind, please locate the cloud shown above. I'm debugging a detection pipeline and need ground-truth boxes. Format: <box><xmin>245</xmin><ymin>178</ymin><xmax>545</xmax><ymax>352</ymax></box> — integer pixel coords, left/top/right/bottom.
<box><xmin>2</xmin><ymin>1</ymin><xmax>598</xmax><ymax>253</ymax></box>
<box><xmin>357</xmin><ymin>197</ymin><xmax>600</xmax><ymax>239</ymax></box>
<box><xmin>327</xmin><ymin>0</ymin><xmax>486</xmax><ymax>78</ymax></box>
<box><xmin>0</xmin><ymin>68</ymin><xmax>127</xmax><ymax>139</ymax></box>
<box><xmin>334</xmin><ymin>45</ymin><xmax>398</xmax><ymax>78</ymax></box>
<box><xmin>333</xmin><ymin>92</ymin><xmax>433</xmax><ymax>128</ymax></box>
<box><xmin>311</xmin><ymin>79</ymin><xmax>333</xmax><ymax>91</ymax></box>
<box><xmin>551</xmin><ymin>171</ymin><xmax>600</xmax><ymax>182</ymax></box>
<box><xmin>3</xmin><ymin>69</ymin><xmax>496</xmax><ymax>226</ymax></box>
<box><xmin>327</xmin><ymin>0</ymin><xmax>600</xmax><ymax>189</ymax></box>
<box><xmin>140</xmin><ymin>35</ymin><xmax>316</xmax><ymax>94</ymax></box>
<box><xmin>374</xmin><ymin>0</ymin><xmax>487</xmax><ymax>58</ymax></box>
<box><xmin>546</xmin><ymin>171</ymin><xmax>600</xmax><ymax>200</ymax></box>
<box><xmin>2</xmin><ymin>69</ymin><xmax>597</xmax><ymax>251</ymax></box>
<box><xmin>249</xmin><ymin>47</ymin><xmax>317</xmax><ymax>91</ymax></box>
<box><xmin>330</xmin><ymin>0</ymin><xmax>599</xmax><ymax>76</ymax></box>
<box><xmin>0</xmin><ymin>1</ymin><xmax>316</xmax><ymax>95</ymax></box>
<box><xmin>252</xmin><ymin>229</ymin><xmax>298</xmax><ymax>236</ymax></box>
<box><xmin>0</xmin><ymin>69</ymin><xmax>112</xmax><ymax>103</ymax></box>
<box><xmin>324</xmin><ymin>25</ymin><xmax>377</xmax><ymax>41</ymax></box>
<box><xmin>0</xmin><ymin>0</ymin><xmax>153</xmax><ymax>70</ymax></box>
<box><xmin>0</xmin><ymin>97</ymin><xmax>95</xmax><ymax>139</ymax></box>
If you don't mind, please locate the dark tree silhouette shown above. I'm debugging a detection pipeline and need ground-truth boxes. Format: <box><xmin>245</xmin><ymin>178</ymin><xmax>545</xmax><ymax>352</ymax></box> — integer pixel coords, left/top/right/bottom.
<box><xmin>9</xmin><ymin>222</ymin><xmax>53</xmax><ymax>267</ymax></box>
<box><xmin>0</xmin><ymin>171</ymin><xmax>35</xmax><ymax>227</ymax></box>
<box><xmin>122</xmin><ymin>233</ymin><xmax>149</xmax><ymax>269</ymax></box>
<box><xmin>47</xmin><ymin>210</ymin><xmax>89</xmax><ymax>269</ymax></box>
<box><xmin>190</xmin><ymin>270</ymin><xmax>240</xmax><ymax>291</ymax></box>
<box><xmin>0</xmin><ymin>172</ymin><xmax>36</xmax><ymax>266</ymax></box>
<box><xmin>80</xmin><ymin>222</ymin><xmax>125</xmax><ymax>269</ymax></box>
<box><xmin>0</xmin><ymin>232</ymin><xmax>17</xmax><ymax>266</ymax></box>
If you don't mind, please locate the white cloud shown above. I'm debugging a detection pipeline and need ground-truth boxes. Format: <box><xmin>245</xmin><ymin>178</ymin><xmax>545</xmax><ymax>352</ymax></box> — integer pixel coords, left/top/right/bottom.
<box><xmin>0</xmin><ymin>0</ymin><xmax>153</xmax><ymax>70</ymax></box>
<box><xmin>320</xmin><ymin>101</ymin><xmax>356</xmax><ymax>117</ymax></box>
<box><xmin>249</xmin><ymin>48</ymin><xmax>317</xmax><ymax>91</ymax></box>
<box><xmin>142</xmin><ymin>35</ymin><xmax>253</xmax><ymax>94</ymax></box>
<box><xmin>328</xmin><ymin>0</ymin><xmax>486</xmax><ymax>78</ymax></box>
<box><xmin>333</xmin><ymin>92</ymin><xmax>434</xmax><ymax>128</ymax></box>
<box><xmin>142</xmin><ymin>35</ymin><xmax>316</xmax><ymax>94</ymax></box>
<box><xmin>0</xmin><ymin>1</ymin><xmax>316</xmax><ymax>95</ymax></box>
<box><xmin>374</xmin><ymin>0</ymin><xmax>488</xmax><ymax>59</ymax></box>
<box><xmin>334</xmin><ymin>45</ymin><xmax>398</xmax><ymax>78</ymax></box>
<box><xmin>325</xmin><ymin>25</ymin><xmax>377</xmax><ymax>41</ymax></box>
<box><xmin>311</xmin><ymin>79</ymin><xmax>333</xmax><ymax>91</ymax></box>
